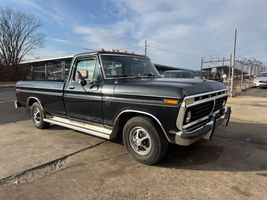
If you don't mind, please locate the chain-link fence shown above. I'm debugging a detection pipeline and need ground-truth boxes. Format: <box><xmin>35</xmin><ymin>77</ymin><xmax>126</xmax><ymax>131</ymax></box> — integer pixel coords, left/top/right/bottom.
<box><xmin>201</xmin><ymin>55</ymin><xmax>266</xmax><ymax>96</ymax></box>
<box><xmin>18</xmin><ymin>58</ymin><xmax>73</xmax><ymax>81</ymax></box>
<box><xmin>29</xmin><ymin>61</ymin><xmax>70</xmax><ymax>80</ymax></box>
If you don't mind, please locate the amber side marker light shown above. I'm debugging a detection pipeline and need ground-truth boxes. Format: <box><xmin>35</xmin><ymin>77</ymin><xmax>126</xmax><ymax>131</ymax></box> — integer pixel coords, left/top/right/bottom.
<box><xmin>163</xmin><ymin>99</ymin><xmax>179</xmax><ymax>105</ymax></box>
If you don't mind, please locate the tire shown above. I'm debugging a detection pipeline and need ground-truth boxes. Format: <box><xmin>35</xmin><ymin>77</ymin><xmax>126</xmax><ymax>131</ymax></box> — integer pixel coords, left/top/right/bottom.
<box><xmin>31</xmin><ymin>102</ymin><xmax>50</xmax><ymax>129</ymax></box>
<box><xmin>123</xmin><ymin>116</ymin><xmax>168</xmax><ymax>165</ymax></box>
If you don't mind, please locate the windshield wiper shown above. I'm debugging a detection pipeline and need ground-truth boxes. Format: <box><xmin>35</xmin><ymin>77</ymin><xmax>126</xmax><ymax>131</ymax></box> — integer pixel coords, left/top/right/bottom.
<box><xmin>141</xmin><ymin>73</ymin><xmax>159</xmax><ymax>78</ymax></box>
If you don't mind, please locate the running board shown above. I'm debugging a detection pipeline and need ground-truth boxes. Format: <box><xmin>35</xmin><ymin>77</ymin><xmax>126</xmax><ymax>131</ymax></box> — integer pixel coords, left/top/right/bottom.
<box><xmin>44</xmin><ymin>116</ymin><xmax>113</xmax><ymax>140</ymax></box>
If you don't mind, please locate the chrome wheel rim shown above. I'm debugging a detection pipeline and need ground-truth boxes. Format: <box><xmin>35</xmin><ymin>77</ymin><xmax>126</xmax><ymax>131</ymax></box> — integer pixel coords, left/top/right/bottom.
<box><xmin>129</xmin><ymin>127</ymin><xmax>152</xmax><ymax>156</ymax></box>
<box><xmin>33</xmin><ymin>107</ymin><xmax>41</xmax><ymax>124</ymax></box>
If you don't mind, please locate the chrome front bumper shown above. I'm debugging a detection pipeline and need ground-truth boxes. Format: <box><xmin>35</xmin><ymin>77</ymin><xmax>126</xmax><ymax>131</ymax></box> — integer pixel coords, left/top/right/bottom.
<box><xmin>175</xmin><ymin>106</ymin><xmax>231</xmax><ymax>146</ymax></box>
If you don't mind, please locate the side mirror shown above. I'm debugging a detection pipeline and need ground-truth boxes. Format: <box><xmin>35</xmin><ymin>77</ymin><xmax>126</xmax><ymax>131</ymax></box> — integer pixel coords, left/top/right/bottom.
<box><xmin>79</xmin><ymin>79</ymin><xmax>87</xmax><ymax>86</ymax></box>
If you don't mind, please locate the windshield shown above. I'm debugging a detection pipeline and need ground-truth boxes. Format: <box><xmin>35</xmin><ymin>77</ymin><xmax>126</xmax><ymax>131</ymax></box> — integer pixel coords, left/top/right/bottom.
<box><xmin>101</xmin><ymin>55</ymin><xmax>160</xmax><ymax>78</ymax></box>
<box><xmin>257</xmin><ymin>73</ymin><xmax>267</xmax><ymax>77</ymax></box>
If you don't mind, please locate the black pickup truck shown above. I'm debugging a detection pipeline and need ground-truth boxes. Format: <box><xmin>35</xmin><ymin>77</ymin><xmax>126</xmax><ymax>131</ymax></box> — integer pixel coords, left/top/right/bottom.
<box><xmin>15</xmin><ymin>50</ymin><xmax>231</xmax><ymax>164</ymax></box>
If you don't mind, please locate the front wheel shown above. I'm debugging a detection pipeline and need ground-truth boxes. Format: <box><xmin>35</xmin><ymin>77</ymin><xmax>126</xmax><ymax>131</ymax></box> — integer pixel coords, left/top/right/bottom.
<box><xmin>123</xmin><ymin>116</ymin><xmax>168</xmax><ymax>165</ymax></box>
<box><xmin>31</xmin><ymin>102</ymin><xmax>50</xmax><ymax>129</ymax></box>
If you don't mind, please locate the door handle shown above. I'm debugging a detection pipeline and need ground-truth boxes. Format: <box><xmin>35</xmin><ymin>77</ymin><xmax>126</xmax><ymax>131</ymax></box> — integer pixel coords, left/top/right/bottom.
<box><xmin>69</xmin><ymin>85</ymin><xmax>75</xmax><ymax>89</ymax></box>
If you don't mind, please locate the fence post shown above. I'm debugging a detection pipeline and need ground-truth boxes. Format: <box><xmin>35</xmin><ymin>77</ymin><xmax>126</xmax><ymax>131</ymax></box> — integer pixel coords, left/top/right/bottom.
<box><xmin>45</xmin><ymin>64</ymin><xmax>48</xmax><ymax>80</ymax></box>
<box><xmin>222</xmin><ymin>57</ymin><xmax>225</xmax><ymax>74</ymax></box>
<box><xmin>61</xmin><ymin>61</ymin><xmax>65</xmax><ymax>80</ymax></box>
<box><xmin>31</xmin><ymin>65</ymin><xmax>34</xmax><ymax>80</ymax></box>
<box><xmin>240</xmin><ymin>64</ymin><xmax>244</xmax><ymax>92</ymax></box>
<box><xmin>249</xmin><ymin>64</ymin><xmax>253</xmax><ymax>86</ymax></box>
<box><xmin>200</xmin><ymin>57</ymin><xmax>203</xmax><ymax>78</ymax></box>
<box><xmin>228</xmin><ymin>54</ymin><xmax>232</xmax><ymax>94</ymax></box>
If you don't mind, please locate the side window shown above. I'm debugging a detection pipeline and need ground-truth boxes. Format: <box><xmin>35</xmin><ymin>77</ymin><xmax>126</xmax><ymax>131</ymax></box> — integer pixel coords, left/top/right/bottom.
<box><xmin>74</xmin><ymin>58</ymin><xmax>101</xmax><ymax>82</ymax></box>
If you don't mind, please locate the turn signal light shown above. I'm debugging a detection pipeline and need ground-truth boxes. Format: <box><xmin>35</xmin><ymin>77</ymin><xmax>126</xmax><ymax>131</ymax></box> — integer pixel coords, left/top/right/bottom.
<box><xmin>163</xmin><ymin>99</ymin><xmax>179</xmax><ymax>105</ymax></box>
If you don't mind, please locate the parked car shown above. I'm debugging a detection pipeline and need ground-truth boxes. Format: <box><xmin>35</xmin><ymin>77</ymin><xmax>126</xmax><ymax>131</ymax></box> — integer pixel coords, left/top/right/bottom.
<box><xmin>202</xmin><ymin>72</ymin><xmax>224</xmax><ymax>82</ymax></box>
<box><xmin>253</xmin><ymin>72</ymin><xmax>267</xmax><ymax>88</ymax></box>
<box><xmin>162</xmin><ymin>70</ymin><xmax>195</xmax><ymax>79</ymax></box>
<box><xmin>15</xmin><ymin>50</ymin><xmax>231</xmax><ymax>165</ymax></box>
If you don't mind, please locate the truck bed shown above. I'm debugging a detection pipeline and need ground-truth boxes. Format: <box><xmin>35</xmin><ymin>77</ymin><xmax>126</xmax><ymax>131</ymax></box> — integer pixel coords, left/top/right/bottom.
<box><xmin>16</xmin><ymin>80</ymin><xmax>66</xmax><ymax>116</ymax></box>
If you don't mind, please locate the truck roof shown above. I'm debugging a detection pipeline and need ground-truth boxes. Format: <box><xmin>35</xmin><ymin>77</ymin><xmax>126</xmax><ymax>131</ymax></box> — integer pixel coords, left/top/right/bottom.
<box><xmin>75</xmin><ymin>49</ymin><xmax>149</xmax><ymax>58</ymax></box>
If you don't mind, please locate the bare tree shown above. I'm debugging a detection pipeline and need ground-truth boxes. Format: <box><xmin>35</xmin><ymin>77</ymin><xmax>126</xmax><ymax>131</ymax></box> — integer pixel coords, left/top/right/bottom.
<box><xmin>0</xmin><ymin>7</ymin><xmax>44</xmax><ymax>67</ymax></box>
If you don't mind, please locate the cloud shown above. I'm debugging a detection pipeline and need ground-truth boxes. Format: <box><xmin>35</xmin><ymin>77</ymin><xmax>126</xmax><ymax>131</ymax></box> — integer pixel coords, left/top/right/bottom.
<box><xmin>11</xmin><ymin>0</ymin><xmax>64</xmax><ymax>25</ymax></box>
<box><xmin>73</xmin><ymin>20</ymin><xmax>136</xmax><ymax>50</ymax></box>
<box><xmin>72</xmin><ymin>0</ymin><xmax>267</xmax><ymax>69</ymax></box>
<box><xmin>24</xmin><ymin>48</ymin><xmax>73</xmax><ymax>61</ymax></box>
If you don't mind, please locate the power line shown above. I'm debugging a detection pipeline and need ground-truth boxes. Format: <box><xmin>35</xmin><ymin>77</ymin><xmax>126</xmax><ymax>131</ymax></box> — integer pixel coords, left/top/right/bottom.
<box><xmin>148</xmin><ymin>45</ymin><xmax>200</xmax><ymax>58</ymax></box>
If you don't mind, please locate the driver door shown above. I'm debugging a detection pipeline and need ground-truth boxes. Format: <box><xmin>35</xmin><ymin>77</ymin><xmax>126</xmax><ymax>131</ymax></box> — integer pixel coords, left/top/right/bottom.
<box><xmin>64</xmin><ymin>56</ymin><xmax>103</xmax><ymax>124</ymax></box>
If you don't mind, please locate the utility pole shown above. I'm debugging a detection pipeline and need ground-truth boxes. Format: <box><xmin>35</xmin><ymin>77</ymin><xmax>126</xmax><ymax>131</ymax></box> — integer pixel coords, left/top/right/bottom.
<box><xmin>145</xmin><ymin>40</ymin><xmax>148</xmax><ymax>56</ymax></box>
<box><xmin>230</xmin><ymin>29</ymin><xmax>237</xmax><ymax>97</ymax></box>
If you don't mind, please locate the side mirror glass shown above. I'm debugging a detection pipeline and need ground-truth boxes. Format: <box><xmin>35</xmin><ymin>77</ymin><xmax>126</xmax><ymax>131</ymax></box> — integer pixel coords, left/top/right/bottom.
<box><xmin>79</xmin><ymin>79</ymin><xmax>87</xmax><ymax>86</ymax></box>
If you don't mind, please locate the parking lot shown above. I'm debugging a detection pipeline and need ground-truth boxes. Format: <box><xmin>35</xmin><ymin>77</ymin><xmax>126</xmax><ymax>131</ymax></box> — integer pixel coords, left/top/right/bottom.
<box><xmin>0</xmin><ymin>86</ymin><xmax>266</xmax><ymax>200</ymax></box>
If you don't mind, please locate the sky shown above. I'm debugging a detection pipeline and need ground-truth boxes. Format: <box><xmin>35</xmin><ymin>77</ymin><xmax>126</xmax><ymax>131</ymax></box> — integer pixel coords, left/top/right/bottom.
<box><xmin>0</xmin><ymin>0</ymin><xmax>267</xmax><ymax>69</ymax></box>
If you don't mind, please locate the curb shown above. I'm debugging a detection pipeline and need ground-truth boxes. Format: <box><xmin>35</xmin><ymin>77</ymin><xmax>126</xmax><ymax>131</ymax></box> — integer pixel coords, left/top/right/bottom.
<box><xmin>0</xmin><ymin>84</ymin><xmax>16</xmax><ymax>88</ymax></box>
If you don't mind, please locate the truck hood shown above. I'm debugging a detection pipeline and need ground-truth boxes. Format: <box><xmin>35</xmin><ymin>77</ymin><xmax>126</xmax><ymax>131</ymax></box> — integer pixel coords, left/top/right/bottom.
<box><xmin>114</xmin><ymin>78</ymin><xmax>226</xmax><ymax>99</ymax></box>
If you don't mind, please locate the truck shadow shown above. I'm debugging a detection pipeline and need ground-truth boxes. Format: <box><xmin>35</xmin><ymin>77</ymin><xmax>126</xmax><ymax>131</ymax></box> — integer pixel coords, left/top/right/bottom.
<box><xmin>158</xmin><ymin>121</ymin><xmax>267</xmax><ymax>172</ymax></box>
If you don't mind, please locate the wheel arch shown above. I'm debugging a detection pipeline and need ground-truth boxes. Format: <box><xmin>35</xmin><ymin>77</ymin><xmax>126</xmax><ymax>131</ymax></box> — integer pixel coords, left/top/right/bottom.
<box><xmin>112</xmin><ymin>110</ymin><xmax>171</xmax><ymax>142</ymax></box>
<box><xmin>27</xmin><ymin>97</ymin><xmax>44</xmax><ymax>111</ymax></box>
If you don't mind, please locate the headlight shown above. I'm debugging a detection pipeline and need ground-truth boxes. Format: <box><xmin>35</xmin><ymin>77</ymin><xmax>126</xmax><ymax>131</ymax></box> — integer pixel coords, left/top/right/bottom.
<box><xmin>185</xmin><ymin>111</ymin><xmax>192</xmax><ymax>124</ymax></box>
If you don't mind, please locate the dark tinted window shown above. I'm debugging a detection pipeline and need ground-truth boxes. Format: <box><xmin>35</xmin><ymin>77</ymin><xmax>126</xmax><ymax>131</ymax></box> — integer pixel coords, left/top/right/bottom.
<box><xmin>162</xmin><ymin>71</ymin><xmax>194</xmax><ymax>78</ymax></box>
<box><xmin>257</xmin><ymin>73</ymin><xmax>267</xmax><ymax>77</ymax></box>
<box><xmin>183</xmin><ymin>72</ymin><xmax>194</xmax><ymax>78</ymax></box>
<box><xmin>162</xmin><ymin>72</ymin><xmax>178</xmax><ymax>78</ymax></box>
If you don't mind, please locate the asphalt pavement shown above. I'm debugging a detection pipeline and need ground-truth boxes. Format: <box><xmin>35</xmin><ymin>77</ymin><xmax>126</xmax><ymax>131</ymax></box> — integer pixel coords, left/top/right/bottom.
<box><xmin>0</xmin><ymin>87</ymin><xmax>28</xmax><ymax>124</ymax></box>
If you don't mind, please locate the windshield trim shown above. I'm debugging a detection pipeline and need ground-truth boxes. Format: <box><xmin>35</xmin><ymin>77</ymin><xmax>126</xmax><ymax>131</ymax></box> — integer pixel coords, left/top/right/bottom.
<box><xmin>99</xmin><ymin>54</ymin><xmax>160</xmax><ymax>80</ymax></box>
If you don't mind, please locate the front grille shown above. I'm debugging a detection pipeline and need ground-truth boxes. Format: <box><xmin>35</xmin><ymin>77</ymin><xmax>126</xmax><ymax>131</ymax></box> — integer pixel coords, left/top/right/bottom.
<box><xmin>214</xmin><ymin>96</ymin><xmax>227</xmax><ymax>112</ymax></box>
<box><xmin>185</xmin><ymin>101</ymin><xmax>214</xmax><ymax>124</ymax></box>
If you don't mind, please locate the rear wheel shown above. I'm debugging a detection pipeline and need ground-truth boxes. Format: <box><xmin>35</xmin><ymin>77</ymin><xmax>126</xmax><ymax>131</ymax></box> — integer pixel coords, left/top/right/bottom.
<box><xmin>123</xmin><ymin>116</ymin><xmax>168</xmax><ymax>165</ymax></box>
<box><xmin>31</xmin><ymin>102</ymin><xmax>50</xmax><ymax>129</ymax></box>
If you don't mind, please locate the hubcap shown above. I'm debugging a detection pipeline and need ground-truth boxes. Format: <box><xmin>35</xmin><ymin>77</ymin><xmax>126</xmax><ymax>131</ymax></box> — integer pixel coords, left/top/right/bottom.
<box><xmin>129</xmin><ymin>127</ymin><xmax>152</xmax><ymax>156</ymax></box>
<box><xmin>33</xmin><ymin>107</ymin><xmax>41</xmax><ymax>124</ymax></box>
